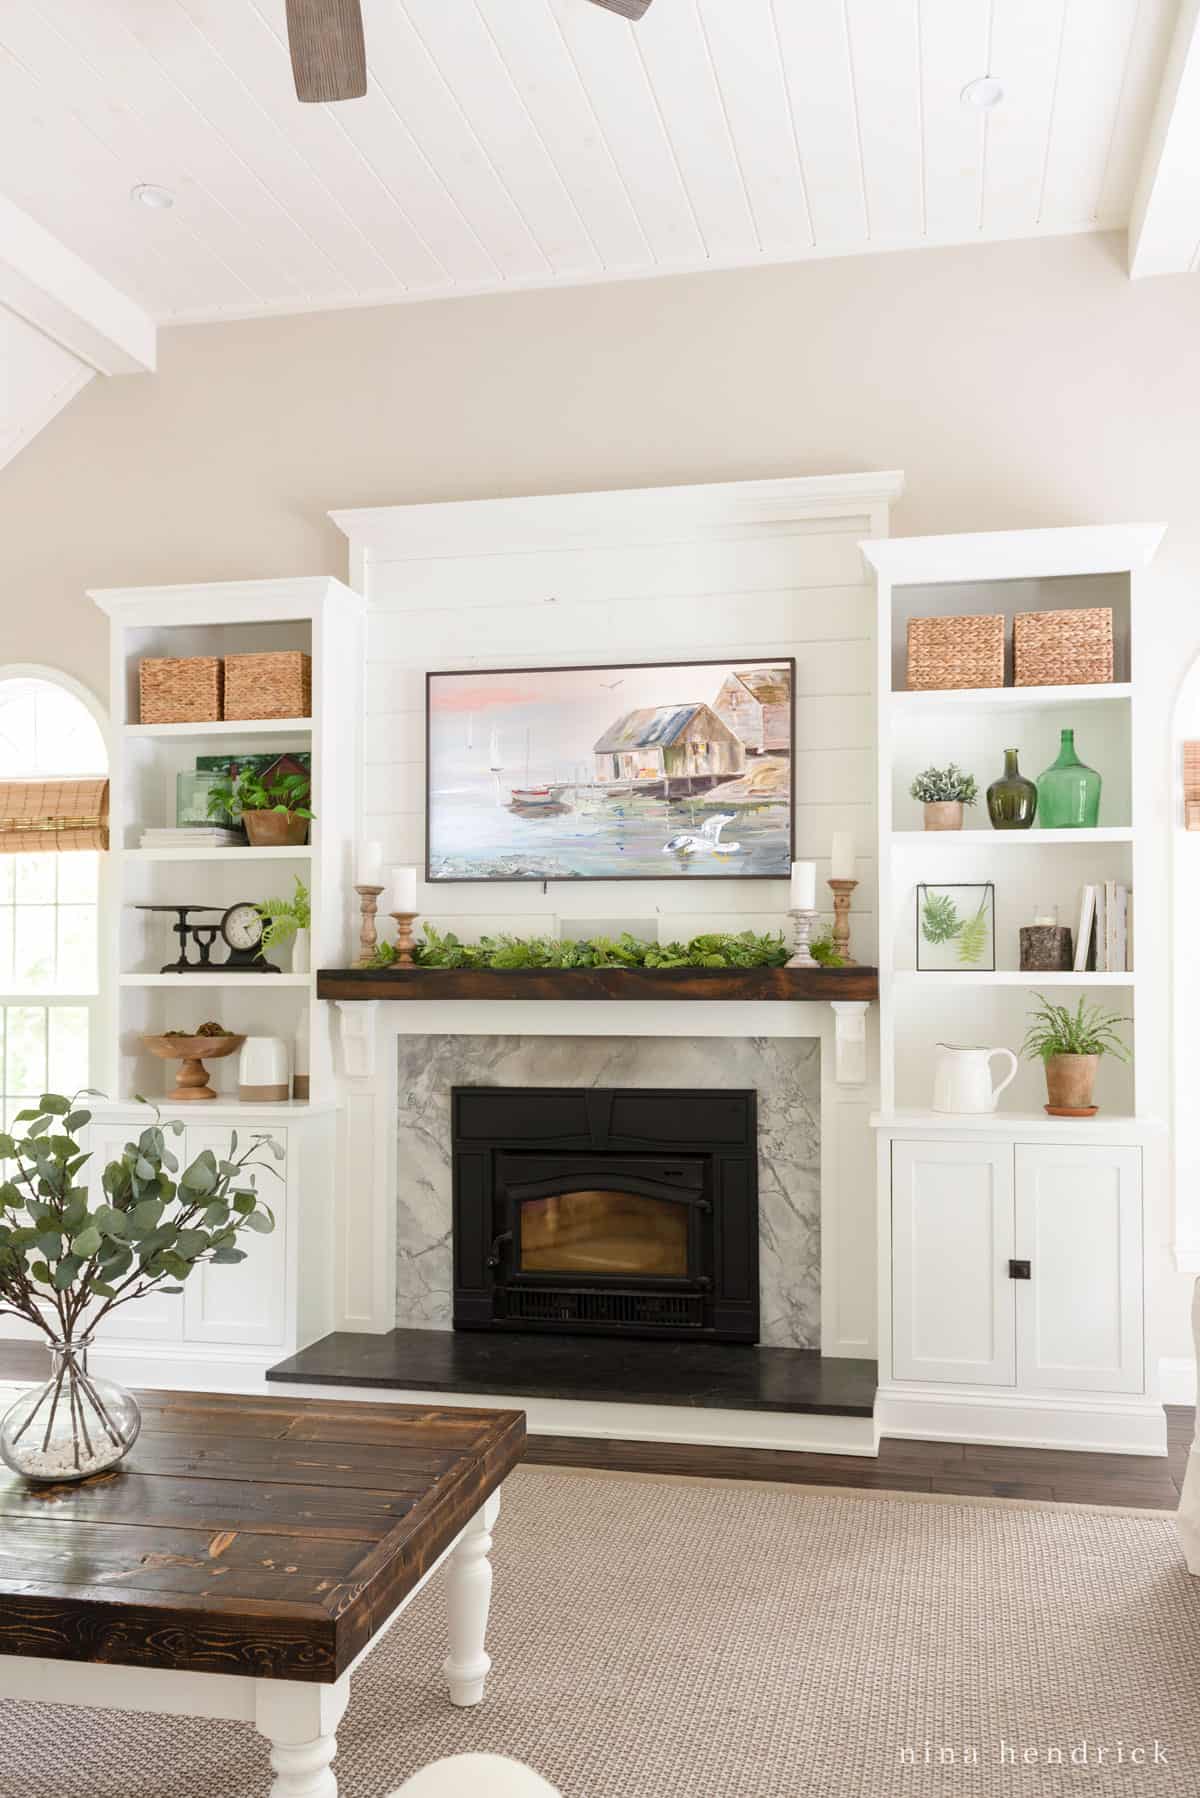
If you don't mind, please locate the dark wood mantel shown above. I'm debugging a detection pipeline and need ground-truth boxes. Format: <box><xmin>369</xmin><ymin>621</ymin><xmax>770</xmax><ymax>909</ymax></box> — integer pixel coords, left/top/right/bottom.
<box><xmin>317</xmin><ymin>965</ymin><xmax>878</xmax><ymax>1002</ymax></box>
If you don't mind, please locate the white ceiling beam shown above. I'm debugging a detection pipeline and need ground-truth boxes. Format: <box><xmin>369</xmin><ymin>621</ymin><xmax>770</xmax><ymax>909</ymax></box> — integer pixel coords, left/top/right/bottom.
<box><xmin>0</xmin><ymin>194</ymin><xmax>155</xmax><ymax>375</ymax></box>
<box><xmin>1128</xmin><ymin>0</ymin><xmax>1200</xmax><ymax>278</ymax></box>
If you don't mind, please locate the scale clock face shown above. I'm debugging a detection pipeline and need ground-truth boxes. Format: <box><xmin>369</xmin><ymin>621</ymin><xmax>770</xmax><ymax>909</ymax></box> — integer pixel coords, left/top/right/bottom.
<box><xmin>222</xmin><ymin>902</ymin><xmax>263</xmax><ymax>953</ymax></box>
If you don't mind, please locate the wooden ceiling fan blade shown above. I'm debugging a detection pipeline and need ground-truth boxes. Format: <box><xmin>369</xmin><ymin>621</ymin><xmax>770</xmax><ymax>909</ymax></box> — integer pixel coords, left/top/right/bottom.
<box><xmin>285</xmin><ymin>0</ymin><xmax>367</xmax><ymax>102</ymax></box>
<box><xmin>585</xmin><ymin>0</ymin><xmax>655</xmax><ymax>18</ymax></box>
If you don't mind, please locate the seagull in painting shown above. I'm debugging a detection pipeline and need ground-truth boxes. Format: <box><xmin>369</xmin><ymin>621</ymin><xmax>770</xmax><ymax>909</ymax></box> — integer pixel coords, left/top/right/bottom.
<box><xmin>662</xmin><ymin>813</ymin><xmax>742</xmax><ymax>856</ymax></box>
<box><xmin>600</xmin><ymin>678</ymin><xmax>625</xmax><ymax>689</ymax></box>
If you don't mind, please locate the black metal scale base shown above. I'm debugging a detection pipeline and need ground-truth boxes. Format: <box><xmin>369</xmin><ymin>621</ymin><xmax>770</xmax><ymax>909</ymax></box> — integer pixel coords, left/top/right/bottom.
<box><xmin>135</xmin><ymin>904</ymin><xmax>280</xmax><ymax>975</ymax></box>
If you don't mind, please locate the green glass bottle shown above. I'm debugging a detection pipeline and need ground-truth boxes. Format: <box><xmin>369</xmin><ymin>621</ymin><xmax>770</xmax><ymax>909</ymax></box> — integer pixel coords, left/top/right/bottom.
<box><xmin>986</xmin><ymin>748</ymin><xmax>1038</xmax><ymax>830</ymax></box>
<box><xmin>1036</xmin><ymin>729</ymin><xmax>1101</xmax><ymax>829</ymax></box>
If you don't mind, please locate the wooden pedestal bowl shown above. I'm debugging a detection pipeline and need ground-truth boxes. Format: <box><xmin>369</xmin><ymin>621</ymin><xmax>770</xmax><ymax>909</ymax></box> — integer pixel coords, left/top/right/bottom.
<box><xmin>143</xmin><ymin>1033</ymin><xmax>245</xmax><ymax>1103</ymax></box>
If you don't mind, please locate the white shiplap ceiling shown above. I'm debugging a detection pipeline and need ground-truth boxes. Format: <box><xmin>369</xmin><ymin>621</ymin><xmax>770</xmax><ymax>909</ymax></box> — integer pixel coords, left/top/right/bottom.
<box><xmin>0</xmin><ymin>0</ymin><xmax>1183</xmax><ymax>326</ymax></box>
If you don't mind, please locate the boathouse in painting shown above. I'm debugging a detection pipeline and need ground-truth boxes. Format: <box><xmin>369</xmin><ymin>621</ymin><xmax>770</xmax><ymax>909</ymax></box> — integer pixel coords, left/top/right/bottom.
<box><xmin>713</xmin><ymin>666</ymin><xmax>793</xmax><ymax>755</ymax></box>
<box><xmin>593</xmin><ymin>703</ymin><xmax>744</xmax><ymax>786</ymax></box>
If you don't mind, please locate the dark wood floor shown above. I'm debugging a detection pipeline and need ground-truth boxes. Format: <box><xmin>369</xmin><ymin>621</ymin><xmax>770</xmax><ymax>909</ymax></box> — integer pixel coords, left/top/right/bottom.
<box><xmin>525</xmin><ymin>1413</ymin><xmax>1194</xmax><ymax>1510</ymax></box>
<box><xmin>0</xmin><ymin>1342</ymin><xmax>1189</xmax><ymax>1509</ymax></box>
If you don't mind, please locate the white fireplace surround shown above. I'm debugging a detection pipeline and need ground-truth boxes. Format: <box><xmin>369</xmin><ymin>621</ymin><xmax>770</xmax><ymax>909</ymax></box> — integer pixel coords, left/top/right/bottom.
<box><xmin>328</xmin><ymin>473</ymin><xmax>901</xmax><ymax>1367</ymax></box>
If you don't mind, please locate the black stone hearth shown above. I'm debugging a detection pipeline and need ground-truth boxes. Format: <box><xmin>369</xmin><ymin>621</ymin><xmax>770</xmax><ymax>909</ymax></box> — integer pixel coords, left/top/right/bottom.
<box><xmin>452</xmin><ymin>1085</ymin><xmax>759</xmax><ymax>1344</ymax></box>
<box><xmin>267</xmin><ymin>1328</ymin><xmax>878</xmax><ymax>1417</ymax></box>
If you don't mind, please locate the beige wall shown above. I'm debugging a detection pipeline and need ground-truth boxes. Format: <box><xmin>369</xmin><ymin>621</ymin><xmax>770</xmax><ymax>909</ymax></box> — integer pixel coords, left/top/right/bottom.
<box><xmin>3</xmin><ymin>226</ymin><xmax>1197</xmax><ymax>1367</ymax></box>
<box><xmin>3</xmin><ymin>228</ymin><xmax>1198</xmax><ymax>704</ymax></box>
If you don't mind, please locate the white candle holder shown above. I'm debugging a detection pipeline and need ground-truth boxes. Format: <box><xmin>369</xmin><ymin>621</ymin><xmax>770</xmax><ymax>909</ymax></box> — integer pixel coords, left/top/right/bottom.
<box><xmin>786</xmin><ymin>908</ymin><xmax>818</xmax><ymax>968</ymax></box>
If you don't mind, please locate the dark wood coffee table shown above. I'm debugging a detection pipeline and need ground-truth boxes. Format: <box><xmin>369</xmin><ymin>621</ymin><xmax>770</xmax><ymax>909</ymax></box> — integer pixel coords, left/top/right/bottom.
<box><xmin>0</xmin><ymin>1388</ymin><xmax>526</xmax><ymax>1797</ymax></box>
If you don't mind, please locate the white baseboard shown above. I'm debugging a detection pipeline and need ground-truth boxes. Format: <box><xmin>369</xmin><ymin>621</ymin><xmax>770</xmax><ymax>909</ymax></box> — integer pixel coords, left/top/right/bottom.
<box><xmin>266</xmin><ymin>1378</ymin><xmax>882</xmax><ymax>1457</ymax></box>
<box><xmin>876</xmin><ymin>1383</ymin><xmax>1168</xmax><ymax>1457</ymax></box>
<box><xmin>1158</xmin><ymin>1357</ymin><xmax>1197</xmax><ymax>1406</ymax></box>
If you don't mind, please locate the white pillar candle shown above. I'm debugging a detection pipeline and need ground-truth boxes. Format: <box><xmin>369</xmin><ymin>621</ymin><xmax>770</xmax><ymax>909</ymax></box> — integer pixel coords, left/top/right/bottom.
<box><xmin>390</xmin><ymin>864</ymin><xmax>418</xmax><ymax>913</ymax></box>
<box><xmin>790</xmin><ymin>860</ymin><xmax>816</xmax><ymax>912</ymax></box>
<box><xmin>831</xmin><ymin>831</ymin><xmax>855</xmax><ymax>882</ymax></box>
<box><xmin>357</xmin><ymin>840</ymin><xmax>383</xmax><ymax>887</ymax></box>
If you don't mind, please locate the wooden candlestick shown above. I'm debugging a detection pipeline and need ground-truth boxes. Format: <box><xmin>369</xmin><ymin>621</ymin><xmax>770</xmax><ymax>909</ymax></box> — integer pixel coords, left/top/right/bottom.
<box><xmin>353</xmin><ymin>885</ymin><xmax>384</xmax><ymax>968</ymax></box>
<box><xmin>828</xmin><ymin>877</ymin><xmax>858</xmax><ymax>965</ymax></box>
<box><xmin>390</xmin><ymin>911</ymin><xmax>418</xmax><ymax>967</ymax></box>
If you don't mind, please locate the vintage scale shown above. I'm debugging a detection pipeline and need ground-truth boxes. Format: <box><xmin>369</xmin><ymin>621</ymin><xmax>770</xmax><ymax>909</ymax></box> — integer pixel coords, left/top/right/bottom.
<box><xmin>136</xmin><ymin>903</ymin><xmax>280</xmax><ymax>974</ymax></box>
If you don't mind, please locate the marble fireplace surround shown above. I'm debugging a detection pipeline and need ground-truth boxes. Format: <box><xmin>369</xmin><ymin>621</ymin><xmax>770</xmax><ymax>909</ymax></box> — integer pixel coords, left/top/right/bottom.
<box><xmin>395</xmin><ymin>1034</ymin><xmax>821</xmax><ymax>1348</ymax></box>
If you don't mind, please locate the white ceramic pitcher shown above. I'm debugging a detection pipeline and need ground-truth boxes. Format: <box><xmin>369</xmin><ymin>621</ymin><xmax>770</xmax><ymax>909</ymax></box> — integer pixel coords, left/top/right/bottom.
<box><xmin>932</xmin><ymin>1043</ymin><xmax>1018</xmax><ymax>1114</ymax></box>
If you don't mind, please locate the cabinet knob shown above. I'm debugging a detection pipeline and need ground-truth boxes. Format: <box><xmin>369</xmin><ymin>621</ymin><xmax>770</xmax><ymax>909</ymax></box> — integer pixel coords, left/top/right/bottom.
<box><xmin>1008</xmin><ymin>1259</ymin><xmax>1031</xmax><ymax>1280</ymax></box>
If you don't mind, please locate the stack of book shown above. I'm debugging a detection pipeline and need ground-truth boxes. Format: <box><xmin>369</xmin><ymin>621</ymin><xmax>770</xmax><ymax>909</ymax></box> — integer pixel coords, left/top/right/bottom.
<box><xmin>1074</xmin><ymin>882</ymin><xmax>1132</xmax><ymax>972</ymax></box>
<box><xmin>139</xmin><ymin>826</ymin><xmax>243</xmax><ymax>851</ymax></box>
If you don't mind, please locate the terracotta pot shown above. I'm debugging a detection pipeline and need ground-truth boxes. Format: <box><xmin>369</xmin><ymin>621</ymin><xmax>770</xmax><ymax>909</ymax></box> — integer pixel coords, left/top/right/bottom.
<box><xmin>1044</xmin><ymin>1053</ymin><xmax>1099</xmax><ymax>1112</ymax></box>
<box><xmin>245</xmin><ymin>810</ymin><xmax>309</xmax><ymax>848</ymax></box>
<box><xmin>923</xmin><ymin>800</ymin><xmax>964</xmax><ymax>832</ymax></box>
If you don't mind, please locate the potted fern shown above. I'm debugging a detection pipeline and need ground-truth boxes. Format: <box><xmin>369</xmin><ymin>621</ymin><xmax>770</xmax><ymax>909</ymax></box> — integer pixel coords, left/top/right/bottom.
<box><xmin>258</xmin><ymin>877</ymin><xmax>311</xmax><ymax>974</ymax></box>
<box><xmin>910</xmin><ymin>764</ymin><xmax>978</xmax><ymax>831</ymax></box>
<box><xmin>1021</xmin><ymin>994</ymin><xmax>1130</xmax><ymax>1115</ymax></box>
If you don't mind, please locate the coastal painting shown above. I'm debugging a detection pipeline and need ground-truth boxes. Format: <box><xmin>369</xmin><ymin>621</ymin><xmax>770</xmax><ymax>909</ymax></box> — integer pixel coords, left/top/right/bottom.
<box><xmin>426</xmin><ymin>658</ymin><xmax>795</xmax><ymax>882</ymax></box>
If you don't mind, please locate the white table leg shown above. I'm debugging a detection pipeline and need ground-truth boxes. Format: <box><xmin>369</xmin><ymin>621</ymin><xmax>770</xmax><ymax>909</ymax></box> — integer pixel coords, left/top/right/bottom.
<box><xmin>443</xmin><ymin>1489</ymin><xmax>501</xmax><ymax>1707</ymax></box>
<box><xmin>255</xmin><ymin>1675</ymin><xmax>351</xmax><ymax>1798</ymax></box>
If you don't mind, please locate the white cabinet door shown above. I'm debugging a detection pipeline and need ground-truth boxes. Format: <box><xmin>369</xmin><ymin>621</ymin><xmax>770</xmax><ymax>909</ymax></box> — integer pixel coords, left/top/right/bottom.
<box><xmin>1015</xmin><ymin>1145</ymin><xmax>1143</xmax><ymax>1395</ymax></box>
<box><xmin>86</xmin><ymin>1120</ymin><xmax>183</xmax><ymax>1344</ymax></box>
<box><xmin>892</xmin><ymin>1139</ymin><xmax>1015</xmax><ymax>1386</ymax></box>
<box><xmin>182</xmin><ymin>1126</ymin><xmax>287</xmax><ymax>1348</ymax></box>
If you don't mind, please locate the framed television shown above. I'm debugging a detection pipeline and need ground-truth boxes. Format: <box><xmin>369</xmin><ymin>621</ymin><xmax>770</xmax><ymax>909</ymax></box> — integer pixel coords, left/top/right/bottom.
<box><xmin>425</xmin><ymin>657</ymin><xmax>796</xmax><ymax>884</ymax></box>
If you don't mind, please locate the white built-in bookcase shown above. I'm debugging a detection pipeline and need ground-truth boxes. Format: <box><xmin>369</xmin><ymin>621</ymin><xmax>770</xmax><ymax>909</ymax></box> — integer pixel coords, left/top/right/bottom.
<box><xmin>864</xmin><ymin>525</ymin><xmax>1163</xmax><ymax>1125</ymax></box>
<box><xmin>89</xmin><ymin>576</ymin><xmax>365</xmax><ymax>1107</ymax></box>
<box><xmin>862</xmin><ymin>524</ymin><xmax>1169</xmax><ymax>1456</ymax></box>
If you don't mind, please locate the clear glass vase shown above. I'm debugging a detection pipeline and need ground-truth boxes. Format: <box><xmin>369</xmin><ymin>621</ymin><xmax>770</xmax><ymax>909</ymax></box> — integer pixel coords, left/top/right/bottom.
<box><xmin>1035</xmin><ymin>728</ymin><xmax>1101</xmax><ymax>829</ymax></box>
<box><xmin>0</xmin><ymin>1338</ymin><xmax>141</xmax><ymax>1483</ymax></box>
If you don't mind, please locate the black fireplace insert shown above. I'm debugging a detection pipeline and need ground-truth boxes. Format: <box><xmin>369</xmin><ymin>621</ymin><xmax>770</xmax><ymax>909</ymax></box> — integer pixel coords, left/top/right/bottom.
<box><xmin>451</xmin><ymin>1086</ymin><xmax>758</xmax><ymax>1343</ymax></box>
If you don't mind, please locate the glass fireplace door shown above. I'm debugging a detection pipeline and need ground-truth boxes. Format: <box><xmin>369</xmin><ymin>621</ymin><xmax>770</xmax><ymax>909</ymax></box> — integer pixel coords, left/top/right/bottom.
<box><xmin>518</xmin><ymin>1188</ymin><xmax>689</xmax><ymax>1278</ymax></box>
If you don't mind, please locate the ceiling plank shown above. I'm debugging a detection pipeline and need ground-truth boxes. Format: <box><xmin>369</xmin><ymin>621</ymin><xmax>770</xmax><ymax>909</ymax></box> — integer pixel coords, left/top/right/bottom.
<box><xmin>771</xmin><ymin>0</ymin><xmax>867</xmax><ymax>247</ymax></box>
<box><xmin>843</xmin><ymin>0</ymin><xmax>924</xmax><ymax>240</ymax></box>
<box><xmin>918</xmin><ymin>0</ymin><xmax>990</xmax><ymax>238</ymax></box>
<box><xmin>0</xmin><ymin>193</ymin><xmax>154</xmax><ymax>376</ymax></box>
<box><xmin>1128</xmin><ymin>0</ymin><xmax>1200</xmax><ymax>277</ymax></box>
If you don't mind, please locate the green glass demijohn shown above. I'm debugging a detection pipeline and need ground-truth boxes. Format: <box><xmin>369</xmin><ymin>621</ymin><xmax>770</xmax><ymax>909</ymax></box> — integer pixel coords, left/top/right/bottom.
<box><xmin>986</xmin><ymin>748</ymin><xmax>1038</xmax><ymax>830</ymax></box>
<box><xmin>1036</xmin><ymin>729</ymin><xmax>1101</xmax><ymax>828</ymax></box>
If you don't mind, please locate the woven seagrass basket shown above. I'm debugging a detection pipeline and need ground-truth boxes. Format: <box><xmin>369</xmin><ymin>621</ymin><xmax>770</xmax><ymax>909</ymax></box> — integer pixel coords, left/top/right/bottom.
<box><xmin>906</xmin><ymin>614</ymin><xmax>1004</xmax><ymax>690</ymax></box>
<box><xmin>138</xmin><ymin>657</ymin><xmax>223</xmax><ymax>725</ymax></box>
<box><xmin>223</xmin><ymin>651</ymin><xmax>312</xmax><ymax>721</ymax></box>
<box><xmin>1013</xmin><ymin>607</ymin><xmax>1113</xmax><ymax>687</ymax></box>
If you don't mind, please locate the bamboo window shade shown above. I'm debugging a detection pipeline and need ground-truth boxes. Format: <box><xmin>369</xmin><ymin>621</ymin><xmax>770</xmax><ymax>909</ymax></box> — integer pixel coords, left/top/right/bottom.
<box><xmin>0</xmin><ymin>779</ymin><xmax>109</xmax><ymax>852</ymax></box>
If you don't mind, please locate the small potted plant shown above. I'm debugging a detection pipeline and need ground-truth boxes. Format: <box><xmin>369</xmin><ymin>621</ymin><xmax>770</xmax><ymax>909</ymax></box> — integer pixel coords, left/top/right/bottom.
<box><xmin>1021</xmin><ymin>994</ymin><xmax>1130</xmax><ymax>1115</ymax></box>
<box><xmin>207</xmin><ymin>765</ymin><xmax>314</xmax><ymax>848</ymax></box>
<box><xmin>910</xmin><ymin>764</ymin><xmax>978</xmax><ymax>831</ymax></box>
<box><xmin>258</xmin><ymin>877</ymin><xmax>311</xmax><ymax>973</ymax></box>
<box><xmin>0</xmin><ymin>1092</ymin><xmax>279</xmax><ymax>1482</ymax></box>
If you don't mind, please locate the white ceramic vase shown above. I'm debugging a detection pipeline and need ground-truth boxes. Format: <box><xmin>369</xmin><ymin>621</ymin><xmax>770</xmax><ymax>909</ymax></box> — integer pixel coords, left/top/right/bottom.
<box><xmin>291</xmin><ymin>926</ymin><xmax>310</xmax><ymax>975</ymax></box>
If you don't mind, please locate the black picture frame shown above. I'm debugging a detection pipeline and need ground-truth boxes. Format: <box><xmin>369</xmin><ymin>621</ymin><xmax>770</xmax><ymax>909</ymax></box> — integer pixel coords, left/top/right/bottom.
<box><xmin>915</xmin><ymin>882</ymin><xmax>996</xmax><ymax>972</ymax></box>
<box><xmin>425</xmin><ymin>656</ymin><xmax>797</xmax><ymax>884</ymax></box>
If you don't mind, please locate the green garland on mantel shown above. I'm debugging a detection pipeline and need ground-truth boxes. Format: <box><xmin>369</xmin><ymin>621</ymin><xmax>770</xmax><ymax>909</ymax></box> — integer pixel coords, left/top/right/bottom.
<box><xmin>367</xmin><ymin>924</ymin><xmax>845</xmax><ymax>971</ymax></box>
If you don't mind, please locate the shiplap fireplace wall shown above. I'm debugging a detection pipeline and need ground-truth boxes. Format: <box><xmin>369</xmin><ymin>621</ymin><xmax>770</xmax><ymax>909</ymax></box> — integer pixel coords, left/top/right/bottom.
<box><xmin>329</xmin><ymin>473</ymin><xmax>903</xmax><ymax>1361</ymax></box>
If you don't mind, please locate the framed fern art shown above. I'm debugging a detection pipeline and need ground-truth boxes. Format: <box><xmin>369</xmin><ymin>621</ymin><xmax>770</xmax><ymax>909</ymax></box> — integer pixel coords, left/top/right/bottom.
<box><xmin>916</xmin><ymin>882</ymin><xmax>995</xmax><ymax>972</ymax></box>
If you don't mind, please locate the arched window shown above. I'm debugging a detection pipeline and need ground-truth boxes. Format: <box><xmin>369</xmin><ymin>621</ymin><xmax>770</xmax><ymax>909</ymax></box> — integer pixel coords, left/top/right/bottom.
<box><xmin>0</xmin><ymin>672</ymin><xmax>107</xmax><ymax>1121</ymax></box>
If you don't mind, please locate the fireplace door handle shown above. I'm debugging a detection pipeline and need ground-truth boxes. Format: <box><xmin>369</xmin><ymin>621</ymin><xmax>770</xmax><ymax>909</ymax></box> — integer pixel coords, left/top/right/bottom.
<box><xmin>487</xmin><ymin>1231</ymin><xmax>513</xmax><ymax>1270</ymax></box>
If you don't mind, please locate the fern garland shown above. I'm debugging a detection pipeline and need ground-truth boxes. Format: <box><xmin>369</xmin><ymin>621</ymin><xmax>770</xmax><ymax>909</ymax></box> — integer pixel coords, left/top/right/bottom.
<box><xmin>365</xmin><ymin>926</ymin><xmax>843</xmax><ymax>972</ymax></box>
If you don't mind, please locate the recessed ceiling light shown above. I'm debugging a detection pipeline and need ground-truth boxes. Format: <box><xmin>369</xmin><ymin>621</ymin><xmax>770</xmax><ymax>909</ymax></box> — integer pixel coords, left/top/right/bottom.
<box><xmin>130</xmin><ymin>183</ymin><xmax>174</xmax><ymax>210</ymax></box>
<box><xmin>961</xmin><ymin>76</ymin><xmax>1004</xmax><ymax>110</ymax></box>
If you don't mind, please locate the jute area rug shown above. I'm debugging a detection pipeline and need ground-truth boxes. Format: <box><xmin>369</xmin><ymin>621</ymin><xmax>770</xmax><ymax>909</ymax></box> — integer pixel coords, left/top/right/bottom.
<box><xmin>3</xmin><ymin>1464</ymin><xmax>1200</xmax><ymax>1798</ymax></box>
